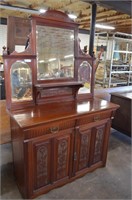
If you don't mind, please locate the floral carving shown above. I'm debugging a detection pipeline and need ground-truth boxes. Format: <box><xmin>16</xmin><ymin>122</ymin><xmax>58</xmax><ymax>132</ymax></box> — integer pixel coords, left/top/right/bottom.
<box><xmin>94</xmin><ymin>127</ymin><xmax>104</xmax><ymax>163</ymax></box>
<box><xmin>36</xmin><ymin>144</ymin><xmax>49</xmax><ymax>188</ymax></box>
<box><xmin>57</xmin><ymin>139</ymin><xmax>68</xmax><ymax>180</ymax></box>
<box><xmin>79</xmin><ymin>133</ymin><xmax>89</xmax><ymax>170</ymax></box>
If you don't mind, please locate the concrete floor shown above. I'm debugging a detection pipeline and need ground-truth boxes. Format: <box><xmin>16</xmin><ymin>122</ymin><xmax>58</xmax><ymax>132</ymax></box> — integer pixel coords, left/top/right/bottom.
<box><xmin>0</xmin><ymin>129</ymin><xmax>131</xmax><ymax>199</ymax></box>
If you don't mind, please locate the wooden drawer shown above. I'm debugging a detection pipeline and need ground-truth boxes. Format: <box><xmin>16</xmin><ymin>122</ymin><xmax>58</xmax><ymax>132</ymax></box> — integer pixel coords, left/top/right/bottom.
<box><xmin>76</xmin><ymin>110</ymin><xmax>112</xmax><ymax>126</ymax></box>
<box><xmin>24</xmin><ymin>119</ymin><xmax>75</xmax><ymax>139</ymax></box>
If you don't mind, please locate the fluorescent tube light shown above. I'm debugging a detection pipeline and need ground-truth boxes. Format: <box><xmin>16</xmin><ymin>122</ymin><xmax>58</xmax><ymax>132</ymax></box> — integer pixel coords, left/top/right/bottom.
<box><xmin>64</xmin><ymin>54</ymin><xmax>74</xmax><ymax>58</ymax></box>
<box><xmin>39</xmin><ymin>9</ymin><xmax>47</xmax><ymax>13</ymax></box>
<box><xmin>95</xmin><ymin>24</ymin><xmax>115</xmax><ymax>30</ymax></box>
<box><xmin>39</xmin><ymin>60</ymin><xmax>45</xmax><ymax>63</ymax></box>
<box><xmin>48</xmin><ymin>58</ymin><xmax>56</xmax><ymax>62</ymax></box>
<box><xmin>68</xmin><ymin>14</ymin><xmax>77</xmax><ymax>19</ymax></box>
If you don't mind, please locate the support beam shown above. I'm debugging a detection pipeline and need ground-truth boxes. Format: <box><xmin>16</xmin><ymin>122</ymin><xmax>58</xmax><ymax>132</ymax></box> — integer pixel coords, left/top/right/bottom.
<box><xmin>89</xmin><ymin>3</ymin><xmax>97</xmax><ymax>57</ymax></box>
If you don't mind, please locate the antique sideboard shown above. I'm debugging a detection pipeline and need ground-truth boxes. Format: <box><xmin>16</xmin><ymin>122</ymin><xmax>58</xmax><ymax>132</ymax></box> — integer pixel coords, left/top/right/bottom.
<box><xmin>3</xmin><ymin>10</ymin><xmax>119</xmax><ymax>199</ymax></box>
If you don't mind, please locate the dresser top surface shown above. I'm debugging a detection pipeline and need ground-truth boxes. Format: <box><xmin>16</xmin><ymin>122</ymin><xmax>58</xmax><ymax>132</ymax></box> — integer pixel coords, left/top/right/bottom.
<box><xmin>10</xmin><ymin>98</ymin><xmax>119</xmax><ymax>128</ymax></box>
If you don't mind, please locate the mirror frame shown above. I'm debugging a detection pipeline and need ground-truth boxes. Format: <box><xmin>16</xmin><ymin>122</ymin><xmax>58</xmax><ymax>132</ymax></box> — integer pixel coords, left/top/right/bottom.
<box><xmin>4</xmin><ymin>55</ymin><xmax>36</xmax><ymax>110</ymax></box>
<box><xmin>30</xmin><ymin>10</ymin><xmax>98</xmax><ymax>101</ymax></box>
<box><xmin>3</xmin><ymin>10</ymin><xmax>98</xmax><ymax>110</ymax></box>
<box><xmin>30</xmin><ymin>10</ymin><xmax>79</xmax><ymax>84</ymax></box>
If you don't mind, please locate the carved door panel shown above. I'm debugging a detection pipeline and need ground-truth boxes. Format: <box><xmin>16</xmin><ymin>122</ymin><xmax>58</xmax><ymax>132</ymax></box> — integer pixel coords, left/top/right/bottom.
<box><xmin>27</xmin><ymin>128</ymin><xmax>74</xmax><ymax>195</ymax></box>
<box><xmin>32</xmin><ymin>138</ymin><xmax>53</xmax><ymax>190</ymax></box>
<box><xmin>90</xmin><ymin>120</ymin><xmax>111</xmax><ymax>166</ymax></box>
<box><xmin>74</xmin><ymin>119</ymin><xmax>111</xmax><ymax>175</ymax></box>
<box><xmin>73</xmin><ymin>127</ymin><xmax>92</xmax><ymax>174</ymax></box>
<box><xmin>53</xmin><ymin>131</ymin><xmax>74</xmax><ymax>182</ymax></box>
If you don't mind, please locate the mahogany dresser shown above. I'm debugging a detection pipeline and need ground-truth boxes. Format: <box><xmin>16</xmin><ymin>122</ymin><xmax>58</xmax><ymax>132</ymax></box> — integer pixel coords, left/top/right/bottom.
<box><xmin>3</xmin><ymin>10</ymin><xmax>119</xmax><ymax>198</ymax></box>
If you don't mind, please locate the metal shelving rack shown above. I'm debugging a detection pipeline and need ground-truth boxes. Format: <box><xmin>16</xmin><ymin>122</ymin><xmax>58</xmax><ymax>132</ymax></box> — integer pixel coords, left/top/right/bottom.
<box><xmin>95</xmin><ymin>32</ymin><xmax>132</xmax><ymax>88</ymax></box>
<box><xmin>108</xmin><ymin>32</ymin><xmax>132</xmax><ymax>87</ymax></box>
<box><xmin>94</xmin><ymin>32</ymin><xmax>109</xmax><ymax>87</ymax></box>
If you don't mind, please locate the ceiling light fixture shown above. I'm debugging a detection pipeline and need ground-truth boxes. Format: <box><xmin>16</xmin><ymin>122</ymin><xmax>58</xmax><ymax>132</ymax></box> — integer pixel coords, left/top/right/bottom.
<box><xmin>68</xmin><ymin>14</ymin><xmax>77</xmax><ymax>19</ymax></box>
<box><xmin>39</xmin><ymin>9</ymin><xmax>47</xmax><ymax>14</ymax></box>
<box><xmin>48</xmin><ymin>58</ymin><xmax>56</xmax><ymax>62</ymax></box>
<box><xmin>64</xmin><ymin>54</ymin><xmax>74</xmax><ymax>58</ymax></box>
<box><xmin>95</xmin><ymin>24</ymin><xmax>115</xmax><ymax>30</ymax></box>
<box><xmin>39</xmin><ymin>60</ymin><xmax>45</xmax><ymax>63</ymax></box>
<box><xmin>0</xmin><ymin>4</ymin><xmax>47</xmax><ymax>15</ymax></box>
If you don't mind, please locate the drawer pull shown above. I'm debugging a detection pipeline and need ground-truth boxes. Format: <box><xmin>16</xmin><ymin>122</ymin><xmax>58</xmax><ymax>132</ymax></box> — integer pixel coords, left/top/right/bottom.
<box><xmin>94</xmin><ymin>116</ymin><xmax>100</xmax><ymax>121</ymax></box>
<box><xmin>111</xmin><ymin>117</ymin><xmax>114</xmax><ymax>120</ymax></box>
<box><xmin>50</xmin><ymin>127</ymin><xmax>59</xmax><ymax>133</ymax></box>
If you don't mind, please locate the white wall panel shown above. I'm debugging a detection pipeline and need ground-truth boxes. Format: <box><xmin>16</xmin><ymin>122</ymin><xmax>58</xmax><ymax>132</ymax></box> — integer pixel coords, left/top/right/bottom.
<box><xmin>78</xmin><ymin>33</ymin><xmax>90</xmax><ymax>51</ymax></box>
<box><xmin>0</xmin><ymin>25</ymin><xmax>7</xmax><ymax>56</ymax></box>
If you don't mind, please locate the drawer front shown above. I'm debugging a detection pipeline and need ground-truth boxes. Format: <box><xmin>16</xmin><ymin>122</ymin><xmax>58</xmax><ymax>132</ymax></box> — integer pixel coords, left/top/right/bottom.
<box><xmin>24</xmin><ymin>120</ymin><xmax>75</xmax><ymax>139</ymax></box>
<box><xmin>76</xmin><ymin>110</ymin><xmax>112</xmax><ymax>126</ymax></box>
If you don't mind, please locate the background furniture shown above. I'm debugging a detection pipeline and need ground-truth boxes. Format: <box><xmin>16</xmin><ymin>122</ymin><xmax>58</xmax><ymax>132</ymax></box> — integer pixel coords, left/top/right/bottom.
<box><xmin>111</xmin><ymin>92</ymin><xmax>131</xmax><ymax>137</ymax></box>
<box><xmin>0</xmin><ymin>100</ymin><xmax>11</xmax><ymax>144</ymax></box>
<box><xmin>95</xmin><ymin>85</ymin><xmax>132</xmax><ymax>101</ymax></box>
<box><xmin>0</xmin><ymin>79</ymin><xmax>6</xmax><ymax>100</ymax></box>
<box><xmin>108</xmin><ymin>32</ymin><xmax>132</xmax><ymax>87</ymax></box>
<box><xmin>95</xmin><ymin>32</ymin><xmax>132</xmax><ymax>88</ymax></box>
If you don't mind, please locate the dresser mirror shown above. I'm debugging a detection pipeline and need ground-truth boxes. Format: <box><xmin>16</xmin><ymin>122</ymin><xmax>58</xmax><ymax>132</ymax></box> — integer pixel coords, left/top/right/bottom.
<box><xmin>11</xmin><ymin>61</ymin><xmax>33</xmax><ymax>102</ymax></box>
<box><xmin>4</xmin><ymin>10</ymin><xmax>97</xmax><ymax>110</ymax></box>
<box><xmin>36</xmin><ymin>25</ymin><xmax>74</xmax><ymax>80</ymax></box>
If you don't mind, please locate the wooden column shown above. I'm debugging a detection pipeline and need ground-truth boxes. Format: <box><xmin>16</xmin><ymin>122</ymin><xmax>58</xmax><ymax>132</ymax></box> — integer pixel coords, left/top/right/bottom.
<box><xmin>89</xmin><ymin>3</ymin><xmax>97</xmax><ymax>57</ymax></box>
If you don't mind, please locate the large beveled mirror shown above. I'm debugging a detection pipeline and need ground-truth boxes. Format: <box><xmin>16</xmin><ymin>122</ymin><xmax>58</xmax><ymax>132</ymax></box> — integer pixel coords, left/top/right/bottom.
<box><xmin>36</xmin><ymin>25</ymin><xmax>75</xmax><ymax>80</ymax></box>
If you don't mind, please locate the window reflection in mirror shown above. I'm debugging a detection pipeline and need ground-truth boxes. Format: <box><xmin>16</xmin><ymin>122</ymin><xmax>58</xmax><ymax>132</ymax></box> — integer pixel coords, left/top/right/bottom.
<box><xmin>78</xmin><ymin>61</ymin><xmax>92</xmax><ymax>94</ymax></box>
<box><xmin>11</xmin><ymin>61</ymin><xmax>33</xmax><ymax>102</ymax></box>
<box><xmin>36</xmin><ymin>25</ymin><xmax>74</xmax><ymax>80</ymax></box>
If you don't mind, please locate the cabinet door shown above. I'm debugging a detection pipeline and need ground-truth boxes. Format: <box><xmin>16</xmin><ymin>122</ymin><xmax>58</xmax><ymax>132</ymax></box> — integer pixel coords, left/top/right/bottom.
<box><xmin>73</xmin><ymin>127</ymin><xmax>91</xmax><ymax>174</ymax></box>
<box><xmin>32</xmin><ymin>138</ymin><xmax>53</xmax><ymax>190</ymax></box>
<box><xmin>74</xmin><ymin>119</ymin><xmax>111</xmax><ymax>175</ymax></box>
<box><xmin>25</xmin><ymin>129</ymin><xmax>74</xmax><ymax>196</ymax></box>
<box><xmin>53</xmin><ymin>131</ymin><xmax>74</xmax><ymax>182</ymax></box>
<box><xmin>90</xmin><ymin>119</ymin><xmax>111</xmax><ymax>166</ymax></box>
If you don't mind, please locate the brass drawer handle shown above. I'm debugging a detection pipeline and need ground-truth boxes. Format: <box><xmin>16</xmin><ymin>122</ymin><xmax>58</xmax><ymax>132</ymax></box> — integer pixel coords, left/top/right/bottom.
<box><xmin>50</xmin><ymin>126</ymin><xmax>59</xmax><ymax>133</ymax></box>
<box><xmin>94</xmin><ymin>116</ymin><xmax>100</xmax><ymax>121</ymax></box>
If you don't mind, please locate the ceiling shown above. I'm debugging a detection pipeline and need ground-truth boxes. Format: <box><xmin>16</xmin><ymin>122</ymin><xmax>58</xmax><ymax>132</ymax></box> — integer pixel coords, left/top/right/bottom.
<box><xmin>0</xmin><ymin>0</ymin><xmax>132</xmax><ymax>34</ymax></box>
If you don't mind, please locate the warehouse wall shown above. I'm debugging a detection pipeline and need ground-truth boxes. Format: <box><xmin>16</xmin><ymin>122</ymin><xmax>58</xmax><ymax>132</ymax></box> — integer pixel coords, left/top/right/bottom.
<box><xmin>78</xmin><ymin>33</ymin><xmax>90</xmax><ymax>51</ymax></box>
